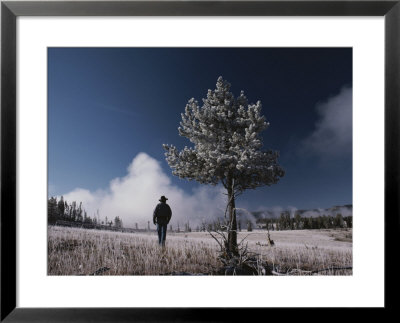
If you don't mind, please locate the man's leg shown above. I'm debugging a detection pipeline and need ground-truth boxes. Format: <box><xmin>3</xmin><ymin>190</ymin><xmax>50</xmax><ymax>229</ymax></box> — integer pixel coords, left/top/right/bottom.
<box><xmin>162</xmin><ymin>224</ymin><xmax>167</xmax><ymax>247</ymax></box>
<box><xmin>157</xmin><ymin>224</ymin><xmax>162</xmax><ymax>245</ymax></box>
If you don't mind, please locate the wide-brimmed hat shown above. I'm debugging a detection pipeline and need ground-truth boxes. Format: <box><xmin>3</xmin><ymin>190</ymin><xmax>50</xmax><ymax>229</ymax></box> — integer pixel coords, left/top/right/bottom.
<box><xmin>159</xmin><ymin>196</ymin><xmax>168</xmax><ymax>202</ymax></box>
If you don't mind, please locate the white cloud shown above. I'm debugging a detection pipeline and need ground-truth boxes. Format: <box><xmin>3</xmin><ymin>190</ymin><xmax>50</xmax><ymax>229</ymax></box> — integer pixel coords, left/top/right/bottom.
<box><xmin>301</xmin><ymin>87</ymin><xmax>352</xmax><ymax>157</ymax></box>
<box><xmin>62</xmin><ymin>152</ymin><xmax>225</xmax><ymax>229</ymax></box>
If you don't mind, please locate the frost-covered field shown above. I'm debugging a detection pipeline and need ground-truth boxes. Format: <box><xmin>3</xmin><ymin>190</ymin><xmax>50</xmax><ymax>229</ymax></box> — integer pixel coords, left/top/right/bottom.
<box><xmin>48</xmin><ymin>226</ymin><xmax>352</xmax><ymax>275</ymax></box>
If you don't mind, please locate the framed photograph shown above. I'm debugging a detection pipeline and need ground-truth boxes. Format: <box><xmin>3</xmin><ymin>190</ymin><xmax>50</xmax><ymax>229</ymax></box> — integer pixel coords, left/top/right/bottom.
<box><xmin>1</xmin><ymin>0</ymin><xmax>398</xmax><ymax>321</ymax></box>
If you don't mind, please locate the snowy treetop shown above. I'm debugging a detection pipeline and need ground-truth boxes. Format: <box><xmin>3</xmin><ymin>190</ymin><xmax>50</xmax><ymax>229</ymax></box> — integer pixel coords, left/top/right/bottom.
<box><xmin>164</xmin><ymin>76</ymin><xmax>284</xmax><ymax>193</ymax></box>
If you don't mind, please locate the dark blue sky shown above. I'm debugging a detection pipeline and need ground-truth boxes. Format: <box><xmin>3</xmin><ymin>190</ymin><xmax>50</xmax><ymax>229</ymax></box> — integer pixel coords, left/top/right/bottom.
<box><xmin>48</xmin><ymin>48</ymin><xmax>352</xmax><ymax>211</ymax></box>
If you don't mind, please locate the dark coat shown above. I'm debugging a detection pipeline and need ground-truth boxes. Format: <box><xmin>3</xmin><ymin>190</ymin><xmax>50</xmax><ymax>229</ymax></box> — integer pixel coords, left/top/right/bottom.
<box><xmin>153</xmin><ymin>202</ymin><xmax>172</xmax><ymax>225</ymax></box>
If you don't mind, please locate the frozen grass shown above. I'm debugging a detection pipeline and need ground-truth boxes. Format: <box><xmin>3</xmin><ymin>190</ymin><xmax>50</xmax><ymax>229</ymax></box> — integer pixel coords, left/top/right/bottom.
<box><xmin>48</xmin><ymin>226</ymin><xmax>352</xmax><ymax>275</ymax></box>
<box><xmin>48</xmin><ymin>226</ymin><xmax>220</xmax><ymax>275</ymax></box>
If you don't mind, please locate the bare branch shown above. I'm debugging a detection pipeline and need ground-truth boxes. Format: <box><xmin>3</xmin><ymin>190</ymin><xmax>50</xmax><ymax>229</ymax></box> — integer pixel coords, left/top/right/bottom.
<box><xmin>238</xmin><ymin>233</ymin><xmax>252</xmax><ymax>246</ymax></box>
<box><xmin>207</xmin><ymin>230</ymin><xmax>223</xmax><ymax>250</ymax></box>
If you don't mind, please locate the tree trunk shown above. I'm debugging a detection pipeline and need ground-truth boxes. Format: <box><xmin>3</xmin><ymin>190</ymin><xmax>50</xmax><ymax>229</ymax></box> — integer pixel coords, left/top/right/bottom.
<box><xmin>227</xmin><ymin>175</ymin><xmax>238</xmax><ymax>255</ymax></box>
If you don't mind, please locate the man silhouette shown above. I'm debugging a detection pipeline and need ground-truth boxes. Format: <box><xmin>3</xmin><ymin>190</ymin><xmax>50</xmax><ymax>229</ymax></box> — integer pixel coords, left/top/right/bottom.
<box><xmin>153</xmin><ymin>196</ymin><xmax>172</xmax><ymax>247</ymax></box>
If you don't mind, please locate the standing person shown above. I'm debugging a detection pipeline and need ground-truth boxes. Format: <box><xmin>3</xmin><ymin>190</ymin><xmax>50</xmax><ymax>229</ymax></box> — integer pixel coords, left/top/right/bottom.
<box><xmin>153</xmin><ymin>196</ymin><xmax>172</xmax><ymax>247</ymax></box>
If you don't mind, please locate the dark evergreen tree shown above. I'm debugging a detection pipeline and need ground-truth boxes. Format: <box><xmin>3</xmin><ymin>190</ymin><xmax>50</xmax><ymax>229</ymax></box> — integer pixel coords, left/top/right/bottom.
<box><xmin>48</xmin><ymin>197</ymin><xmax>58</xmax><ymax>224</ymax></box>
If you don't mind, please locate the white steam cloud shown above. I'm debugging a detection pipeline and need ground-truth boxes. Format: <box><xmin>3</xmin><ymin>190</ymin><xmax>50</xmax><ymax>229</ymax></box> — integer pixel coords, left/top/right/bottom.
<box><xmin>301</xmin><ymin>86</ymin><xmax>352</xmax><ymax>157</ymax></box>
<box><xmin>62</xmin><ymin>153</ymin><xmax>226</xmax><ymax>229</ymax></box>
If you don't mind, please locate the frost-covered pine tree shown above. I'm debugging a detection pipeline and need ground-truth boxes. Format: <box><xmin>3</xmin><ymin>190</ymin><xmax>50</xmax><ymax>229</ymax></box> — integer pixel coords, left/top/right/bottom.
<box><xmin>163</xmin><ymin>76</ymin><xmax>285</xmax><ymax>254</ymax></box>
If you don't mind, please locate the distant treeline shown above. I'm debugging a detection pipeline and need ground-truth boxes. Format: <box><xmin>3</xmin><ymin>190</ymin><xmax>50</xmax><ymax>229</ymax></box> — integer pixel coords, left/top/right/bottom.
<box><xmin>48</xmin><ymin>196</ymin><xmax>123</xmax><ymax>229</ymax></box>
<box><xmin>255</xmin><ymin>212</ymin><xmax>352</xmax><ymax>231</ymax></box>
<box><xmin>195</xmin><ymin>213</ymin><xmax>352</xmax><ymax>233</ymax></box>
<box><xmin>169</xmin><ymin>213</ymin><xmax>353</xmax><ymax>234</ymax></box>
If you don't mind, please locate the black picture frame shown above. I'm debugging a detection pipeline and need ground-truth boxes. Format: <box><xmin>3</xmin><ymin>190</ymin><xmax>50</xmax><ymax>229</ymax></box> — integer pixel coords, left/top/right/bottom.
<box><xmin>1</xmin><ymin>0</ymin><xmax>398</xmax><ymax>321</ymax></box>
